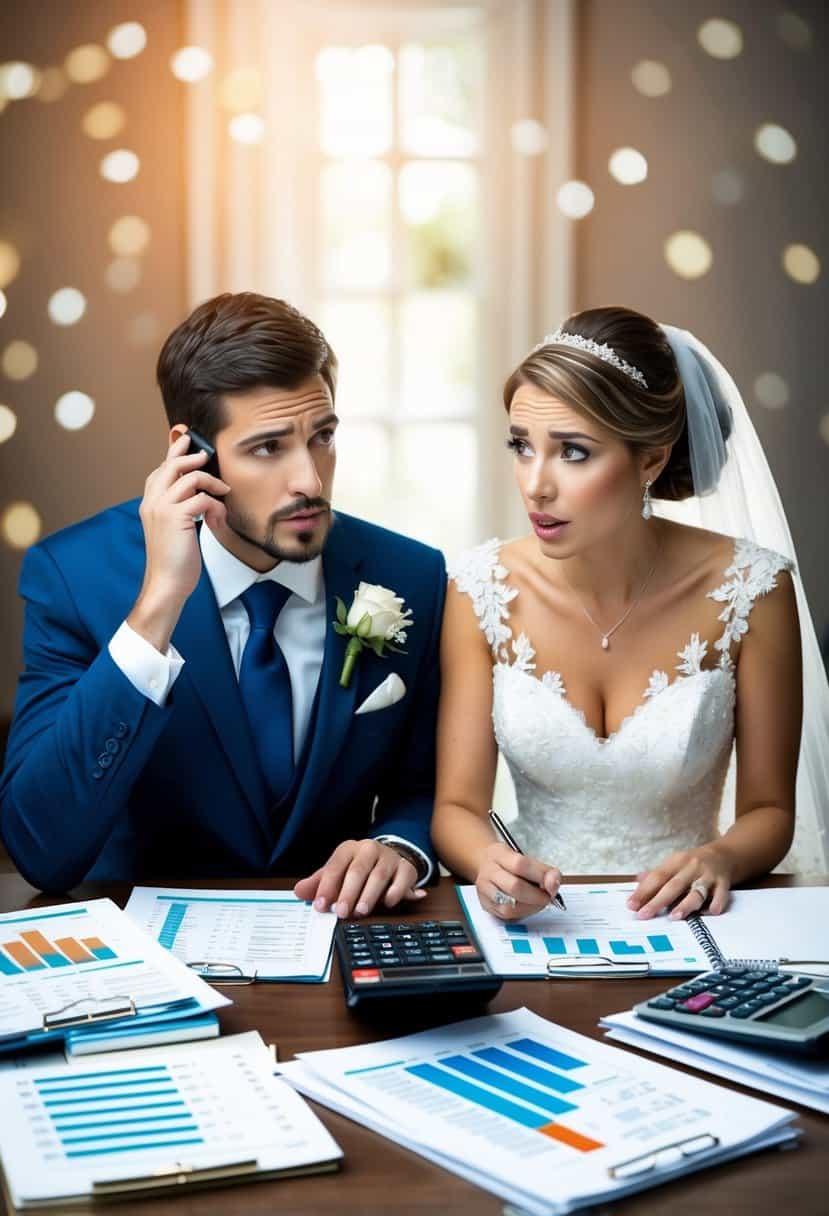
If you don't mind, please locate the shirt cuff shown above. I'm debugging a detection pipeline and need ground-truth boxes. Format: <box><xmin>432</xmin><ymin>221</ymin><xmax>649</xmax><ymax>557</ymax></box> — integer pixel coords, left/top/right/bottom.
<box><xmin>108</xmin><ymin>620</ymin><xmax>185</xmax><ymax>707</ymax></box>
<box><xmin>374</xmin><ymin>835</ymin><xmax>434</xmax><ymax>887</ymax></box>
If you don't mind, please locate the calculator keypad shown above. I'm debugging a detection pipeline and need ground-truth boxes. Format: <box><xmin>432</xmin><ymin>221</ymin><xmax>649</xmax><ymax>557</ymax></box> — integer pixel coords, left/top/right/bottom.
<box><xmin>342</xmin><ymin>920</ymin><xmax>483</xmax><ymax>982</ymax></box>
<box><xmin>647</xmin><ymin>968</ymin><xmax>813</xmax><ymax>1020</ymax></box>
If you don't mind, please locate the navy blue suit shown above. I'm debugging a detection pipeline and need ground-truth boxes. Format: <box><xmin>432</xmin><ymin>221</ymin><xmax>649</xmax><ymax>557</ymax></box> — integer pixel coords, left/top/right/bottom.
<box><xmin>0</xmin><ymin>502</ymin><xmax>446</xmax><ymax>891</ymax></box>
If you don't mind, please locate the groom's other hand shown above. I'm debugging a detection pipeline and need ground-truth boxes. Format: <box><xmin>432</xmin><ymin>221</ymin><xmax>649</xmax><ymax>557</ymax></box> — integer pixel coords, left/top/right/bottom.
<box><xmin>128</xmin><ymin>433</ymin><xmax>230</xmax><ymax>653</ymax></box>
<box><xmin>294</xmin><ymin>839</ymin><xmax>428</xmax><ymax>917</ymax></box>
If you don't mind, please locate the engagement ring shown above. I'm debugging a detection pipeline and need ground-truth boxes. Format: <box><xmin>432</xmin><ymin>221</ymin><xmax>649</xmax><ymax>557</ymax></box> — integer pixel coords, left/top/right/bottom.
<box><xmin>492</xmin><ymin>890</ymin><xmax>517</xmax><ymax>908</ymax></box>
<box><xmin>690</xmin><ymin>879</ymin><xmax>710</xmax><ymax>901</ymax></box>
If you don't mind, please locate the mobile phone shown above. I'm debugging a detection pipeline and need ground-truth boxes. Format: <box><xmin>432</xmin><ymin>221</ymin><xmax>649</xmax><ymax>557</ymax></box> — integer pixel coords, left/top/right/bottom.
<box><xmin>186</xmin><ymin>428</ymin><xmax>221</xmax><ymax>483</ymax></box>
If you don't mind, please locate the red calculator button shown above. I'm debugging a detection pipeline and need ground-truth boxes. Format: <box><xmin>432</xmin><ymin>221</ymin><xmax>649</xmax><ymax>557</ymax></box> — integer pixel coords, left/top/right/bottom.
<box><xmin>352</xmin><ymin>969</ymin><xmax>381</xmax><ymax>983</ymax></box>
<box><xmin>451</xmin><ymin>945</ymin><xmax>478</xmax><ymax>957</ymax></box>
<box><xmin>683</xmin><ymin>993</ymin><xmax>715</xmax><ymax>1013</ymax></box>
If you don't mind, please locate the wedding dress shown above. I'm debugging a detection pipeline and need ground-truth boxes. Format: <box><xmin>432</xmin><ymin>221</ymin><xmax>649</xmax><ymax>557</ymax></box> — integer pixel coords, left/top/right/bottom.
<box><xmin>450</xmin><ymin>535</ymin><xmax>800</xmax><ymax>875</ymax></box>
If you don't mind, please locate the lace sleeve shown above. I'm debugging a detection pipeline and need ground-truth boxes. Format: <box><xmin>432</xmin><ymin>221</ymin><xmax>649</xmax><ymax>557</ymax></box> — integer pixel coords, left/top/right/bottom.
<box><xmin>447</xmin><ymin>538</ymin><xmax>517</xmax><ymax>661</ymax></box>
<box><xmin>709</xmin><ymin>539</ymin><xmax>795</xmax><ymax>665</ymax></box>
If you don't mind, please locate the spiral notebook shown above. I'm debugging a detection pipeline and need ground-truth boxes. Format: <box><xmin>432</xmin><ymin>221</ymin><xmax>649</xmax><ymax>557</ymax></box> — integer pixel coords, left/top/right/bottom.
<box><xmin>457</xmin><ymin>884</ymin><xmax>829</xmax><ymax>978</ymax></box>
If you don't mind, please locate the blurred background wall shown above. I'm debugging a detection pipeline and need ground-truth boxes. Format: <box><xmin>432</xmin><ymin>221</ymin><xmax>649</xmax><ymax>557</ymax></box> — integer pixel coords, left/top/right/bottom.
<box><xmin>1</xmin><ymin>0</ymin><xmax>827</xmax><ymax>739</ymax></box>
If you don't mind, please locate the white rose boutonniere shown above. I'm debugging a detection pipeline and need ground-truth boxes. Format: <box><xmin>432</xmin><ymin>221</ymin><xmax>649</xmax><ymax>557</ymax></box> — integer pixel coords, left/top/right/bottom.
<box><xmin>334</xmin><ymin>582</ymin><xmax>413</xmax><ymax>688</ymax></box>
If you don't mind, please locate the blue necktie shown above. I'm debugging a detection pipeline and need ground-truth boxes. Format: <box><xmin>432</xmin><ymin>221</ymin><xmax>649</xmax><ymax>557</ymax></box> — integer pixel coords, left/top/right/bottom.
<box><xmin>239</xmin><ymin>582</ymin><xmax>294</xmax><ymax>803</ymax></box>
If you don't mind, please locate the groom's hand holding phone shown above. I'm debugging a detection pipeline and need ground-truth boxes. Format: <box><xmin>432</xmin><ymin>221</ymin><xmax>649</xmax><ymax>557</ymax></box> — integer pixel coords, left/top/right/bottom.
<box><xmin>128</xmin><ymin>430</ymin><xmax>230</xmax><ymax>653</ymax></box>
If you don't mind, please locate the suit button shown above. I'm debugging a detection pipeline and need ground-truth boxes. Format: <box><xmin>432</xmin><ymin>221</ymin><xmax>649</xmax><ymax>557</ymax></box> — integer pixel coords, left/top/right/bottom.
<box><xmin>105</xmin><ymin>738</ymin><xmax>119</xmax><ymax>754</ymax></box>
<box><xmin>114</xmin><ymin>722</ymin><xmax>129</xmax><ymax>739</ymax></box>
<box><xmin>98</xmin><ymin>753</ymin><xmax>113</xmax><ymax>769</ymax></box>
<box><xmin>92</xmin><ymin>769</ymin><xmax>104</xmax><ymax>781</ymax></box>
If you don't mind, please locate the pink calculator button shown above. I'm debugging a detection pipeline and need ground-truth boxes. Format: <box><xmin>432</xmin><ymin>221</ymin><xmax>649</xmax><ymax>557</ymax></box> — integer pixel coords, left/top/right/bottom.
<box><xmin>683</xmin><ymin>993</ymin><xmax>715</xmax><ymax>1013</ymax></box>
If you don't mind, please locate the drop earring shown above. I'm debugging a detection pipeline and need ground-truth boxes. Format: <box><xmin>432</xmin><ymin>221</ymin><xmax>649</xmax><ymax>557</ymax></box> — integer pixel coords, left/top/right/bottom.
<box><xmin>641</xmin><ymin>479</ymin><xmax>653</xmax><ymax>520</ymax></box>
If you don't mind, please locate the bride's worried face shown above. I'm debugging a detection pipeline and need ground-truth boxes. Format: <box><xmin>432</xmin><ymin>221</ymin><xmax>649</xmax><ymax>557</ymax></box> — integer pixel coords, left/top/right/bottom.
<box><xmin>508</xmin><ymin>384</ymin><xmax>647</xmax><ymax>556</ymax></box>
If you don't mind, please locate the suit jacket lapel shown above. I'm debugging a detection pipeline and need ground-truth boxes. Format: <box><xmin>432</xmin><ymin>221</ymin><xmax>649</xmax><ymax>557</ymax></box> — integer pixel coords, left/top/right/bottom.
<box><xmin>275</xmin><ymin>516</ymin><xmax>363</xmax><ymax>856</ymax></box>
<box><xmin>172</xmin><ymin>566</ymin><xmax>270</xmax><ymax>836</ymax></box>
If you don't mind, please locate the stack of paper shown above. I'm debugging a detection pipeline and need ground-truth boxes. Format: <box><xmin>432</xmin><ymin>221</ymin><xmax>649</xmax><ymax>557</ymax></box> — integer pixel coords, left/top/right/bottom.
<box><xmin>280</xmin><ymin>1007</ymin><xmax>799</xmax><ymax>1215</ymax></box>
<box><xmin>0</xmin><ymin>1032</ymin><xmax>342</xmax><ymax>1207</ymax></box>
<box><xmin>0</xmin><ymin>900</ymin><xmax>230</xmax><ymax>1057</ymax></box>
<box><xmin>601</xmin><ymin>1009</ymin><xmax>829</xmax><ymax>1114</ymax></box>
<box><xmin>125</xmin><ymin>887</ymin><xmax>337</xmax><ymax>982</ymax></box>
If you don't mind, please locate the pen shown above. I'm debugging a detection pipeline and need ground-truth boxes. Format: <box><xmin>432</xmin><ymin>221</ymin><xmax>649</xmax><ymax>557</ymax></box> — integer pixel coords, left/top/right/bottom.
<box><xmin>488</xmin><ymin>810</ymin><xmax>567</xmax><ymax>911</ymax></box>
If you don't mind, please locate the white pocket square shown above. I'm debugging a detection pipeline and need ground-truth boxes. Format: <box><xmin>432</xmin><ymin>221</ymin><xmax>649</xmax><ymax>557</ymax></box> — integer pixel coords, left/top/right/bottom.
<box><xmin>355</xmin><ymin>673</ymin><xmax>406</xmax><ymax>716</ymax></box>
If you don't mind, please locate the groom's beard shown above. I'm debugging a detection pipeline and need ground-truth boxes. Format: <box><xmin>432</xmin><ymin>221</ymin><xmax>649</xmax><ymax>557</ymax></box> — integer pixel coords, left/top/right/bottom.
<box><xmin>226</xmin><ymin>497</ymin><xmax>332</xmax><ymax>564</ymax></box>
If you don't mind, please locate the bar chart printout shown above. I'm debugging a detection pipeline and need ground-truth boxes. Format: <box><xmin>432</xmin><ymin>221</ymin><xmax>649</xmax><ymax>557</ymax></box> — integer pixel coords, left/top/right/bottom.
<box><xmin>0</xmin><ymin>1033</ymin><xmax>342</xmax><ymax>1206</ymax></box>
<box><xmin>456</xmin><ymin>884</ymin><xmax>707</xmax><ymax>974</ymax></box>
<box><xmin>124</xmin><ymin>887</ymin><xmax>338</xmax><ymax>981</ymax></box>
<box><xmin>289</xmin><ymin>1008</ymin><xmax>798</xmax><ymax>1213</ymax></box>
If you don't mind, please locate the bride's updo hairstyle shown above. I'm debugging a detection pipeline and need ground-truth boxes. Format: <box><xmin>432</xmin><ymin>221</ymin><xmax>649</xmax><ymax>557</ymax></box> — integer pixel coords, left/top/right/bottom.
<box><xmin>503</xmin><ymin>306</ymin><xmax>732</xmax><ymax>500</ymax></box>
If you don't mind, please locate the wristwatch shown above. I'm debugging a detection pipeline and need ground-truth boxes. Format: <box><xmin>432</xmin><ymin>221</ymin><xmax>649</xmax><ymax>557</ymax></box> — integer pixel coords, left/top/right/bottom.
<box><xmin>374</xmin><ymin>836</ymin><xmax>429</xmax><ymax>884</ymax></box>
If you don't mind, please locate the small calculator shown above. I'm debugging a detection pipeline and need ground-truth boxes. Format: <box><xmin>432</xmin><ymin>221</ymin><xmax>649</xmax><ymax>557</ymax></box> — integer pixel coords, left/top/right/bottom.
<box><xmin>634</xmin><ymin>967</ymin><xmax>829</xmax><ymax>1054</ymax></box>
<box><xmin>335</xmin><ymin>918</ymin><xmax>502</xmax><ymax>1010</ymax></box>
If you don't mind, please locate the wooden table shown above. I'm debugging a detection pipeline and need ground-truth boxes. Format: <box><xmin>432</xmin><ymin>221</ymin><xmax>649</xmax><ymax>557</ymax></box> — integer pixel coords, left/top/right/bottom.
<box><xmin>1</xmin><ymin>871</ymin><xmax>825</xmax><ymax>1215</ymax></box>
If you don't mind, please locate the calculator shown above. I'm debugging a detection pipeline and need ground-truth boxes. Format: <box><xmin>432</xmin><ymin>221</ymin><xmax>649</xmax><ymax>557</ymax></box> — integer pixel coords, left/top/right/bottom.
<box><xmin>634</xmin><ymin>967</ymin><xmax>829</xmax><ymax>1054</ymax></box>
<box><xmin>335</xmin><ymin>918</ymin><xmax>503</xmax><ymax>1010</ymax></box>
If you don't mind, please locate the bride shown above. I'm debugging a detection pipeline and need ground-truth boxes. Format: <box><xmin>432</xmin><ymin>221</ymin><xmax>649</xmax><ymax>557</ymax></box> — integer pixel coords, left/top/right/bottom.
<box><xmin>432</xmin><ymin>306</ymin><xmax>828</xmax><ymax>922</ymax></box>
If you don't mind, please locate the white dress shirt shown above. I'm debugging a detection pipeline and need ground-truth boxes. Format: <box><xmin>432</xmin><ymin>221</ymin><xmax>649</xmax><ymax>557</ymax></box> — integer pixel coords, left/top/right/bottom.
<box><xmin>108</xmin><ymin>524</ymin><xmax>431</xmax><ymax>881</ymax></box>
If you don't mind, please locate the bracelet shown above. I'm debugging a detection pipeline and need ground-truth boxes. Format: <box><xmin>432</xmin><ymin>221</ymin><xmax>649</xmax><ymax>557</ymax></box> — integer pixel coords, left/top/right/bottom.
<box><xmin>375</xmin><ymin>837</ymin><xmax>429</xmax><ymax>883</ymax></box>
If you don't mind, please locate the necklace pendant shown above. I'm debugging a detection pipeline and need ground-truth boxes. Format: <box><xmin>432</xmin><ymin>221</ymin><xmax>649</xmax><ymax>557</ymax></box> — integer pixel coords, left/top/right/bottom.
<box><xmin>601</xmin><ymin>636</ymin><xmax>610</xmax><ymax>651</ymax></box>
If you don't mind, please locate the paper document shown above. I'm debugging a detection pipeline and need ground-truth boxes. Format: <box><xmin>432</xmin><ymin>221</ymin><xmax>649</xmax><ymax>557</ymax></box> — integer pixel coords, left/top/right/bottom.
<box><xmin>125</xmin><ymin>887</ymin><xmax>337</xmax><ymax>981</ymax></box>
<box><xmin>696</xmin><ymin>887</ymin><xmax>829</xmax><ymax>967</ymax></box>
<box><xmin>601</xmin><ymin>1008</ymin><xmax>829</xmax><ymax>1115</ymax></box>
<box><xmin>283</xmin><ymin>1007</ymin><xmax>798</xmax><ymax>1216</ymax></box>
<box><xmin>0</xmin><ymin>900</ymin><xmax>229</xmax><ymax>1051</ymax></box>
<box><xmin>457</xmin><ymin>884</ymin><xmax>708</xmax><ymax>976</ymax></box>
<box><xmin>0</xmin><ymin>1031</ymin><xmax>342</xmax><ymax>1207</ymax></box>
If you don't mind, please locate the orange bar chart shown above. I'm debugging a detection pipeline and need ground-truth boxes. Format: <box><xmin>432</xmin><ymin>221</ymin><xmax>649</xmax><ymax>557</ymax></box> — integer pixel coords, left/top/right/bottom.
<box><xmin>3</xmin><ymin>940</ymin><xmax>46</xmax><ymax>970</ymax></box>
<box><xmin>54</xmin><ymin>937</ymin><xmax>95</xmax><ymax>964</ymax></box>
<box><xmin>538</xmin><ymin>1123</ymin><xmax>604</xmax><ymax>1152</ymax></box>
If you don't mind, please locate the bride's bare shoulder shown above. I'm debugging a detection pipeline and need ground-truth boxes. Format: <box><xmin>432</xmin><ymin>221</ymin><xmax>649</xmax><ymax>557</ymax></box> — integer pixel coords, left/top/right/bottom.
<box><xmin>660</xmin><ymin>520</ymin><xmax>736</xmax><ymax>586</ymax></box>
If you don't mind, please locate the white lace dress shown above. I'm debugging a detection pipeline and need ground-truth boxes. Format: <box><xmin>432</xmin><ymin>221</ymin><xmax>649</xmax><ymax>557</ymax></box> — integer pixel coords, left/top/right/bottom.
<box><xmin>449</xmin><ymin>538</ymin><xmax>792</xmax><ymax>874</ymax></box>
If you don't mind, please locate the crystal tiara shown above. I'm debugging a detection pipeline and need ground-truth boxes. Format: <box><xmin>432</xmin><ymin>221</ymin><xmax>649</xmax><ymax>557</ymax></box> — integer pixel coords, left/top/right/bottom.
<box><xmin>533</xmin><ymin>329</ymin><xmax>649</xmax><ymax>388</ymax></box>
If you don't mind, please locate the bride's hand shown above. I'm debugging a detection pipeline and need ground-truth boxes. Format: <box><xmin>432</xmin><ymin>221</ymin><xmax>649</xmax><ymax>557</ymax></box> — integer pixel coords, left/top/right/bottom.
<box><xmin>626</xmin><ymin>844</ymin><xmax>734</xmax><ymax>920</ymax></box>
<box><xmin>476</xmin><ymin>843</ymin><xmax>562</xmax><ymax>920</ymax></box>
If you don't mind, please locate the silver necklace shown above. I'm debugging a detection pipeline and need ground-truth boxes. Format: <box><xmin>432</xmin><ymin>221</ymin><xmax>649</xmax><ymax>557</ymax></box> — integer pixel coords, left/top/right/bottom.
<box><xmin>564</xmin><ymin>544</ymin><xmax>660</xmax><ymax>652</ymax></box>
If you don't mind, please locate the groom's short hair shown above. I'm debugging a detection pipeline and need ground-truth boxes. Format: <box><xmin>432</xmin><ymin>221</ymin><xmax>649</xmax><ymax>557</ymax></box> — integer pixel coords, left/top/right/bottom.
<box><xmin>157</xmin><ymin>292</ymin><xmax>338</xmax><ymax>442</ymax></box>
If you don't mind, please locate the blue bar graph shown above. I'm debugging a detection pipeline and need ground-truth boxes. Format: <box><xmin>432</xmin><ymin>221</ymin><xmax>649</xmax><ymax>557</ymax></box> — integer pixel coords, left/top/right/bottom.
<box><xmin>439</xmin><ymin>1054</ymin><xmax>576</xmax><ymax>1116</ymax></box>
<box><xmin>505</xmin><ymin>924</ymin><xmax>529</xmax><ymax>935</ymax></box>
<box><xmin>158</xmin><ymin>903</ymin><xmax>188</xmax><ymax>949</ymax></box>
<box><xmin>406</xmin><ymin>1063</ymin><xmax>550</xmax><ymax>1129</ymax></box>
<box><xmin>609</xmin><ymin>940</ymin><xmax>646</xmax><ymax>956</ymax></box>
<box><xmin>647</xmin><ymin>935</ymin><xmax>673</xmax><ymax>953</ymax></box>
<box><xmin>472</xmin><ymin>1047</ymin><xmax>584</xmax><ymax>1094</ymax></box>
<box><xmin>87</xmin><ymin>944</ymin><xmax>117</xmax><ymax>960</ymax></box>
<box><xmin>510</xmin><ymin>939</ymin><xmax>532</xmax><ymax>955</ymax></box>
<box><xmin>543</xmin><ymin>937</ymin><xmax>566</xmax><ymax>954</ymax></box>
<box><xmin>0</xmin><ymin>953</ymin><xmax>21</xmax><ymax>975</ymax></box>
<box><xmin>507</xmin><ymin>1038</ymin><xmax>587</xmax><ymax>1072</ymax></box>
<box><xmin>576</xmin><ymin>938</ymin><xmax>600</xmax><ymax>955</ymax></box>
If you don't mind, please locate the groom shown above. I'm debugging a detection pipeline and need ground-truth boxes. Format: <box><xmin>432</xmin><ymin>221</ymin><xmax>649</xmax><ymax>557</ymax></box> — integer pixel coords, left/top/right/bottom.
<box><xmin>0</xmin><ymin>293</ymin><xmax>446</xmax><ymax>915</ymax></box>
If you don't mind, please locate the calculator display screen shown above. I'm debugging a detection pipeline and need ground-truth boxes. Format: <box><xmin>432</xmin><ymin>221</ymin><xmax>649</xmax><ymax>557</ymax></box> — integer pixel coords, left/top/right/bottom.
<box><xmin>757</xmin><ymin>989</ymin><xmax>829</xmax><ymax>1029</ymax></box>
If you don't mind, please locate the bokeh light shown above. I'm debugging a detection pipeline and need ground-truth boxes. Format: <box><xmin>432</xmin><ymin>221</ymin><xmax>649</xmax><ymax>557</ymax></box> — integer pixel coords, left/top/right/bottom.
<box><xmin>782</xmin><ymin>243</ymin><xmax>820</xmax><ymax>284</ymax></box>
<box><xmin>0</xmin><ymin>404</ymin><xmax>17</xmax><ymax>443</ymax></box>
<box><xmin>754</xmin><ymin>372</ymin><xmax>790</xmax><ymax>409</ymax></box>
<box><xmin>65</xmin><ymin>45</ymin><xmax>110</xmax><ymax>85</ymax></box>
<box><xmin>107</xmin><ymin>22</ymin><xmax>147</xmax><ymax>60</ymax></box>
<box><xmin>556</xmin><ymin>180</ymin><xmax>595</xmax><ymax>219</ymax></box>
<box><xmin>608</xmin><ymin>147</ymin><xmax>648</xmax><ymax>185</ymax></box>
<box><xmin>665</xmin><ymin>230</ymin><xmax>713</xmax><ymax>279</ymax></box>
<box><xmin>711</xmin><ymin>168</ymin><xmax>743</xmax><ymax>205</ymax></box>
<box><xmin>35</xmin><ymin>67</ymin><xmax>68</xmax><ymax>102</ymax></box>
<box><xmin>229</xmin><ymin>113</ymin><xmax>265</xmax><ymax>144</ymax></box>
<box><xmin>698</xmin><ymin>18</ymin><xmax>743</xmax><ymax>60</ymax></box>
<box><xmin>108</xmin><ymin>215</ymin><xmax>151</xmax><ymax>256</ymax></box>
<box><xmin>82</xmin><ymin>101</ymin><xmax>126</xmax><ymax>140</ymax></box>
<box><xmin>0</xmin><ymin>61</ymin><xmax>40</xmax><ymax>100</ymax></box>
<box><xmin>55</xmin><ymin>390</ymin><xmax>95</xmax><ymax>431</ymax></box>
<box><xmin>0</xmin><ymin>241</ymin><xmax>20</xmax><ymax>288</ymax></box>
<box><xmin>777</xmin><ymin>11</ymin><xmax>813</xmax><ymax>51</ymax></box>
<box><xmin>220</xmin><ymin>67</ymin><xmax>262</xmax><ymax>113</ymax></box>
<box><xmin>2</xmin><ymin>340</ymin><xmax>38</xmax><ymax>381</ymax></box>
<box><xmin>631</xmin><ymin>60</ymin><xmax>672</xmax><ymax>97</ymax></box>
<box><xmin>48</xmin><ymin>288</ymin><xmax>87</xmax><ymax>326</ymax></box>
<box><xmin>100</xmin><ymin>149</ymin><xmax>140</xmax><ymax>183</ymax></box>
<box><xmin>1</xmin><ymin>501</ymin><xmax>42</xmax><ymax>550</ymax></box>
<box><xmin>105</xmin><ymin>258</ymin><xmax>142</xmax><ymax>293</ymax></box>
<box><xmin>510</xmin><ymin>119</ymin><xmax>548</xmax><ymax>157</ymax></box>
<box><xmin>170</xmin><ymin>47</ymin><xmax>213</xmax><ymax>83</ymax></box>
<box><xmin>0</xmin><ymin>289</ymin><xmax>6</xmax><ymax>319</ymax></box>
<box><xmin>754</xmin><ymin>123</ymin><xmax>797</xmax><ymax>164</ymax></box>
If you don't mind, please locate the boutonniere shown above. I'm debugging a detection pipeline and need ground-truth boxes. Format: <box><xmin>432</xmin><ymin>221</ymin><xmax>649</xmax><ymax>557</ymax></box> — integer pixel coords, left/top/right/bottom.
<box><xmin>334</xmin><ymin>582</ymin><xmax>413</xmax><ymax>688</ymax></box>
